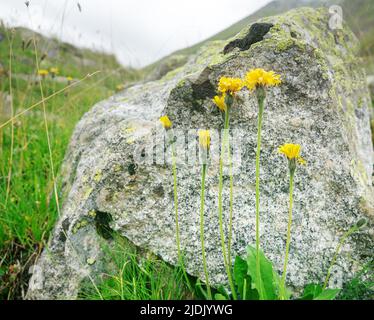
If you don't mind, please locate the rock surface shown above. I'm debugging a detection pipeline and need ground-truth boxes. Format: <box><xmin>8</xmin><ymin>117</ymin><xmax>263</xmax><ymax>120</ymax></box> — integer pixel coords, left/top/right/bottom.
<box><xmin>27</xmin><ymin>7</ymin><xmax>373</xmax><ymax>299</ymax></box>
<box><xmin>145</xmin><ymin>54</ymin><xmax>188</xmax><ymax>81</ymax></box>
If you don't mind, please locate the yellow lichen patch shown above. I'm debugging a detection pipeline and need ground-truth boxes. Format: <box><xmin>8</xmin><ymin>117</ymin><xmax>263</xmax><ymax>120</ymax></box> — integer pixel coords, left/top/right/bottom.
<box><xmin>83</xmin><ymin>187</ymin><xmax>93</xmax><ymax>200</ymax></box>
<box><xmin>88</xmin><ymin>210</ymin><xmax>96</xmax><ymax>218</ymax></box>
<box><xmin>72</xmin><ymin>219</ymin><xmax>88</xmax><ymax>234</ymax></box>
<box><xmin>112</xmin><ymin>191</ymin><xmax>119</xmax><ymax>202</ymax></box>
<box><xmin>93</xmin><ymin>170</ymin><xmax>102</xmax><ymax>182</ymax></box>
<box><xmin>350</xmin><ymin>159</ymin><xmax>369</xmax><ymax>187</ymax></box>
<box><xmin>113</xmin><ymin>164</ymin><xmax>122</xmax><ymax>172</ymax></box>
<box><xmin>126</xmin><ymin>137</ymin><xmax>135</xmax><ymax>144</ymax></box>
<box><xmin>162</xmin><ymin>66</ymin><xmax>184</xmax><ymax>81</ymax></box>
<box><xmin>124</xmin><ymin>127</ymin><xmax>136</xmax><ymax>134</ymax></box>
<box><xmin>81</xmin><ymin>175</ymin><xmax>89</xmax><ymax>184</ymax></box>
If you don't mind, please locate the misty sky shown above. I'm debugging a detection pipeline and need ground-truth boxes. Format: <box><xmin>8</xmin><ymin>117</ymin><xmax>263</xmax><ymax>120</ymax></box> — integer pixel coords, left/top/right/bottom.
<box><xmin>0</xmin><ymin>0</ymin><xmax>273</xmax><ymax>67</ymax></box>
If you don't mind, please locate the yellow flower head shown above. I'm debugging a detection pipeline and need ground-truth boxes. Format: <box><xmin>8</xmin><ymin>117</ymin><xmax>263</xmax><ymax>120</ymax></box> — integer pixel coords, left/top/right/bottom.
<box><xmin>213</xmin><ymin>94</ymin><xmax>227</xmax><ymax>112</ymax></box>
<box><xmin>218</xmin><ymin>77</ymin><xmax>244</xmax><ymax>94</ymax></box>
<box><xmin>198</xmin><ymin>130</ymin><xmax>210</xmax><ymax>150</ymax></box>
<box><xmin>66</xmin><ymin>76</ymin><xmax>73</xmax><ymax>82</ymax></box>
<box><xmin>50</xmin><ymin>67</ymin><xmax>59</xmax><ymax>75</ymax></box>
<box><xmin>245</xmin><ymin>68</ymin><xmax>281</xmax><ymax>91</ymax></box>
<box><xmin>159</xmin><ymin>115</ymin><xmax>172</xmax><ymax>129</ymax></box>
<box><xmin>278</xmin><ymin>143</ymin><xmax>306</xmax><ymax>165</ymax></box>
<box><xmin>38</xmin><ymin>69</ymin><xmax>49</xmax><ymax>76</ymax></box>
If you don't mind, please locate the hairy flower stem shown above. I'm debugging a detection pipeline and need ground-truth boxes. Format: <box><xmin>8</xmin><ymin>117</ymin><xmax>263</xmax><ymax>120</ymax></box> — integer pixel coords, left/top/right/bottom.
<box><xmin>199</xmin><ymin>163</ymin><xmax>212</xmax><ymax>299</ymax></box>
<box><xmin>218</xmin><ymin>99</ymin><xmax>237</xmax><ymax>300</ymax></box>
<box><xmin>171</xmin><ymin>137</ymin><xmax>191</xmax><ymax>290</ymax></box>
<box><xmin>280</xmin><ymin>169</ymin><xmax>295</xmax><ymax>300</ymax></box>
<box><xmin>322</xmin><ymin>224</ymin><xmax>360</xmax><ymax>290</ymax></box>
<box><xmin>255</xmin><ymin>87</ymin><xmax>265</xmax><ymax>298</ymax></box>
<box><xmin>227</xmin><ymin>138</ymin><xmax>234</xmax><ymax>270</ymax></box>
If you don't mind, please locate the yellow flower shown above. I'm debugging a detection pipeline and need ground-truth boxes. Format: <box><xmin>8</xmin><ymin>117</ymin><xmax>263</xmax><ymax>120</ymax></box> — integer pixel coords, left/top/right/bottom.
<box><xmin>218</xmin><ymin>77</ymin><xmax>244</xmax><ymax>94</ymax></box>
<box><xmin>213</xmin><ymin>94</ymin><xmax>227</xmax><ymax>112</ymax></box>
<box><xmin>159</xmin><ymin>115</ymin><xmax>172</xmax><ymax>129</ymax></box>
<box><xmin>116</xmin><ymin>84</ymin><xmax>124</xmax><ymax>92</ymax></box>
<box><xmin>198</xmin><ymin>130</ymin><xmax>210</xmax><ymax>150</ymax></box>
<box><xmin>38</xmin><ymin>69</ymin><xmax>49</xmax><ymax>76</ymax></box>
<box><xmin>50</xmin><ymin>67</ymin><xmax>59</xmax><ymax>75</ymax></box>
<box><xmin>297</xmin><ymin>157</ymin><xmax>306</xmax><ymax>165</ymax></box>
<box><xmin>66</xmin><ymin>76</ymin><xmax>73</xmax><ymax>82</ymax></box>
<box><xmin>245</xmin><ymin>68</ymin><xmax>281</xmax><ymax>90</ymax></box>
<box><xmin>278</xmin><ymin>143</ymin><xmax>306</xmax><ymax>165</ymax></box>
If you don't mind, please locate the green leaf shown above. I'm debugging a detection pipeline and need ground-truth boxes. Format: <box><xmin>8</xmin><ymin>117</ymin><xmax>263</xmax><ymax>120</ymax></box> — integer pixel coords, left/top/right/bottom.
<box><xmin>216</xmin><ymin>285</ymin><xmax>230</xmax><ymax>300</ymax></box>
<box><xmin>195</xmin><ymin>279</ymin><xmax>208</xmax><ymax>299</ymax></box>
<box><xmin>314</xmin><ymin>288</ymin><xmax>340</xmax><ymax>300</ymax></box>
<box><xmin>233</xmin><ymin>256</ymin><xmax>247</xmax><ymax>295</ymax></box>
<box><xmin>300</xmin><ymin>283</ymin><xmax>323</xmax><ymax>300</ymax></box>
<box><xmin>233</xmin><ymin>255</ymin><xmax>259</xmax><ymax>300</ymax></box>
<box><xmin>246</xmin><ymin>246</ymin><xmax>276</xmax><ymax>300</ymax></box>
<box><xmin>214</xmin><ymin>293</ymin><xmax>227</xmax><ymax>300</ymax></box>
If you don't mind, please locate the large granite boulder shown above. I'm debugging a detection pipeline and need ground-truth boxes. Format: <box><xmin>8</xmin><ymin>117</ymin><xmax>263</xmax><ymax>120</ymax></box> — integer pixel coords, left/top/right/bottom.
<box><xmin>27</xmin><ymin>7</ymin><xmax>373</xmax><ymax>299</ymax></box>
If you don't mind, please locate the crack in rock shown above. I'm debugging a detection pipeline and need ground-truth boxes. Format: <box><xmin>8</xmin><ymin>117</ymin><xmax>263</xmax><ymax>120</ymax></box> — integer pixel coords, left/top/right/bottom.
<box><xmin>223</xmin><ymin>23</ymin><xmax>274</xmax><ymax>54</ymax></box>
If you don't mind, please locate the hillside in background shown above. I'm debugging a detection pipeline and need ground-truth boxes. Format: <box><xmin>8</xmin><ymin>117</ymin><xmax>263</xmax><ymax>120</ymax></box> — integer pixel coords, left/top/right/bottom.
<box><xmin>0</xmin><ymin>25</ymin><xmax>141</xmax><ymax>88</ymax></box>
<box><xmin>145</xmin><ymin>0</ymin><xmax>374</xmax><ymax>76</ymax></box>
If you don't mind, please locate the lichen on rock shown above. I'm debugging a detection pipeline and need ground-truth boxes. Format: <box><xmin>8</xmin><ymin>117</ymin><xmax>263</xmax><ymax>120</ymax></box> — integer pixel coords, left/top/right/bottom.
<box><xmin>27</xmin><ymin>7</ymin><xmax>373</xmax><ymax>299</ymax></box>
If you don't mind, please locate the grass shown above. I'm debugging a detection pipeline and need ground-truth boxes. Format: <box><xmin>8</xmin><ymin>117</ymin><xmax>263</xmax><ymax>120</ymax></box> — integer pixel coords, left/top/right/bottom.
<box><xmin>78</xmin><ymin>236</ymin><xmax>194</xmax><ymax>300</ymax></box>
<box><xmin>0</xmin><ymin>24</ymin><xmax>141</xmax><ymax>299</ymax></box>
<box><xmin>339</xmin><ymin>261</ymin><xmax>374</xmax><ymax>300</ymax></box>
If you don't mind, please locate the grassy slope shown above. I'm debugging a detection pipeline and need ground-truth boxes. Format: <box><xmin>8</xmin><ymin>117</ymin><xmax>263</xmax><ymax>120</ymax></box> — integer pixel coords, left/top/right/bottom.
<box><xmin>0</xmin><ymin>25</ymin><xmax>141</xmax><ymax>299</ymax></box>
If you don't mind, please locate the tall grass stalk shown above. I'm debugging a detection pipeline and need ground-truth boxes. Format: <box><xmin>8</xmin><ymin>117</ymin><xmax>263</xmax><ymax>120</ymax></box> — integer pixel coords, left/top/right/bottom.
<box><xmin>30</xmin><ymin>24</ymin><xmax>61</xmax><ymax>217</ymax></box>
<box><xmin>5</xmin><ymin>31</ymin><xmax>14</xmax><ymax>205</ymax></box>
